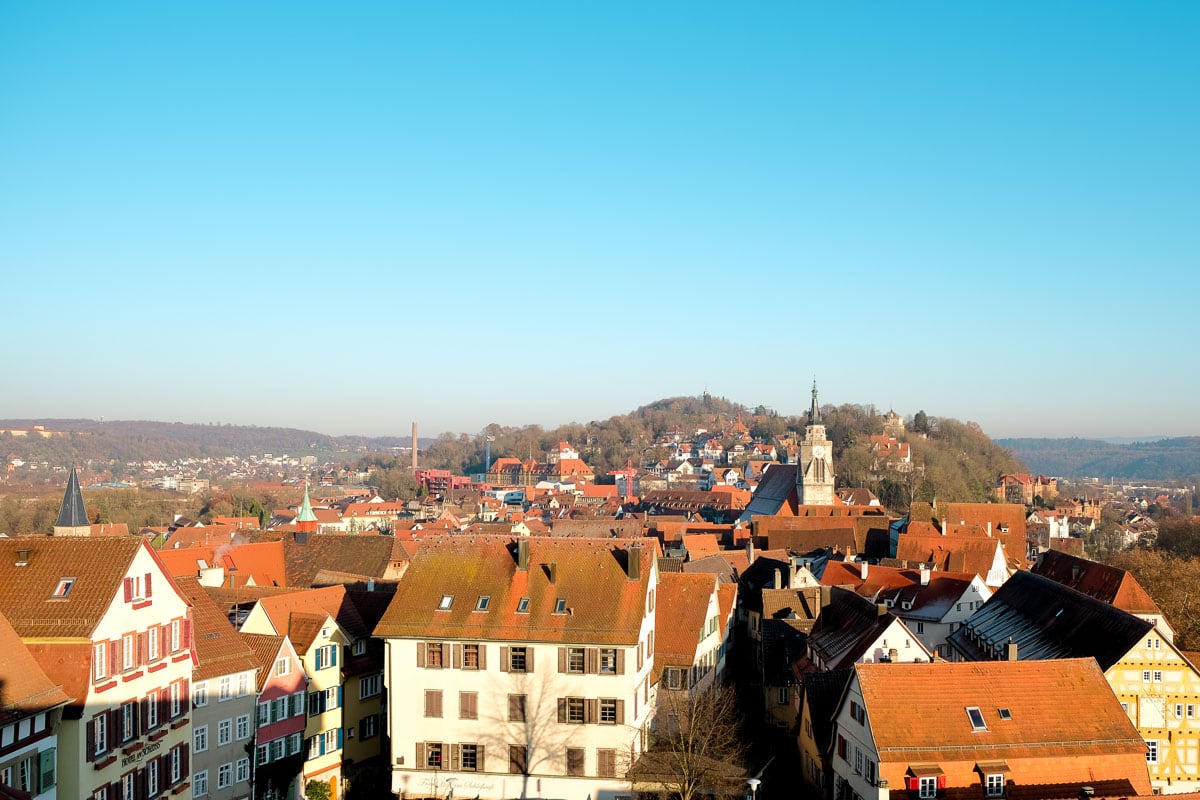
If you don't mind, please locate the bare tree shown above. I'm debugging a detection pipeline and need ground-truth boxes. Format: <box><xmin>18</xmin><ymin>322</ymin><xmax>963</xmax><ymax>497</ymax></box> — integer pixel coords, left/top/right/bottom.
<box><xmin>629</xmin><ymin>686</ymin><xmax>747</xmax><ymax>800</ymax></box>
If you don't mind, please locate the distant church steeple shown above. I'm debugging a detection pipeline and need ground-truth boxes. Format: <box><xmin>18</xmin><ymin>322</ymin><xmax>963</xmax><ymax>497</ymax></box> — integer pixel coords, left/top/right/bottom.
<box><xmin>797</xmin><ymin>381</ymin><xmax>835</xmax><ymax>506</ymax></box>
<box><xmin>296</xmin><ymin>480</ymin><xmax>318</xmax><ymax>534</ymax></box>
<box><xmin>54</xmin><ymin>466</ymin><xmax>93</xmax><ymax>536</ymax></box>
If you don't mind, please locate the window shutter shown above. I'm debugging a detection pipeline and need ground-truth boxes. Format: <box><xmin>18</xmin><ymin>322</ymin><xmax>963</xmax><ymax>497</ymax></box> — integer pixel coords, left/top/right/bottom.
<box><xmin>453</xmin><ymin>644</ymin><xmax>463</xmax><ymax>669</ymax></box>
<box><xmin>136</xmin><ymin>762</ymin><xmax>147</xmax><ymax>800</ymax></box>
<box><xmin>500</xmin><ymin>646</ymin><xmax>510</xmax><ymax>672</ymax></box>
<box><xmin>417</xmin><ymin>743</ymin><xmax>426</xmax><ymax>767</ymax></box>
<box><xmin>337</xmin><ymin>728</ymin><xmax>343</xmax><ymax>748</ymax></box>
<box><xmin>145</xmin><ymin>572</ymin><xmax>153</xmax><ymax>598</ymax></box>
<box><xmin>558</xmin><ymin>647</ymin><xmax>567</xmax><ymax>673</ymax></box>
<box><xmin>478</xmin><ymin>745</ymin><xmax>486</xmax><ymax>772</ymax></box>
<box><xmin>616</xmin><ymin>649</ymin><xmax>626</xmax><ymax>675</ymax></box>
<box><xmin>417</xmin><ymin>642</ymin><xmax>426</xmax><ymax>667</ymax></box>
<box><xmin>451</xmin><ymin>744</ymin><xmax>461</xmax><ymax>771</ymax></box>
<box><xmin>332</xmin><ymin>645</ymin><xmax>339</xmax><ymax>666</ymax></box>
<box><xmin>616</xmin><ymin>699</ymin><xmax>625</xmax><ymax>724</ymax></box>
<box><xmin>478</xmin><ymin>645</ymin><xmax>487</xmax><ymax>670</ymax></box>
<box><xmin>937</xmin><ymin>775</ymin><xmax>947</xmax><ymax>790</ymax></box>
<box><xmin>110</xmin><ymin>708</ymin><xmax>122</xmax><ymax>742</ymax></box>
<box><xmin>182</xmin><ymin>619</ymin><xmax>191</xmax><ymax>650</ymax></box>
<box><xmin>557</xmin><ymin>698</ymin><xmax>567</xmax><ymax>723</ymax></box>
<box><xmin>138</xmin><ymin>632</ymin><xmax>148</xmax><ymax>666</ymax></box>
<box><xmin>586</xmin><ymin>699</ymin><xmax>597</xmax><ymax>724</ymax></box>
<box><xmin>637</xmin><ymin>643</ymin><xmax>643</xmax><ymax>671</ymax></box>
<box><xmin>180</xmin><ymin>745</ymin><xmax>189</xmax><ymax>776</ymax></box>
<box><xmin>110</xmin><ymin>640</ymin><xmax>121</xmax><ymax>673</ymax></box>
<box><xmin>527</xmin><ymin>648</ymin><xmax>535</xmax><ymax>671</ymax></box>
<box><xmin>907</xmin><ymin>777</ymin><xmax>920</xmax><ymax>791</ymax></box>
<box><xmin>586</xmin><ymin>648</ymin><xmax>599</xmax><ymax>674</ymax></box>
<box><xmin>86</xmin><ymin>714</ymin><xmax>96</xmax><ymax>761</ymax></box>
<box><xmin>124</xmin><ymin>578</ymin><xmax>133</xmax><ymax>603</ymax></box>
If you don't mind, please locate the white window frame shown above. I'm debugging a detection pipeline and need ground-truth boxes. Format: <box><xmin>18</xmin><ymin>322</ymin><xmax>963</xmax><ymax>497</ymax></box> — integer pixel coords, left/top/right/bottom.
<box><xmin>93</xmin><ymin>642</ymin><xmax>108</xmax><ymax>681</ymax></box>
<box><xmin>194</xmin><ymin>724</ymin><xmax>208</xmax><ymax>753</ymax></box>
<box><xmin>236</xmin><ymin>714</ymin><xmax>250</xmax><ymax>740</ymax></box>
<box><xmin>194</xmin><ymin>683</ymin><xmax>208</xmax><ymax>707</ymax></box>
<box><xmin>218</xmin><ymin>676</ymin><xmax>232</xmax><ymax>701</ymax></box>
<box><xmin>217</xmin><ymin>762</ymin><xmax>233</xmax><ymax>789</ymax></box>
<box><xmin>1148</xmin><ymin>739</ymin><xmax>1160</xmax><ymax>764</ymax></box>
<box><xmin>985</xmin><ymin>773</ymin><xmax>1004</xmax><ymax>797</ymax></box>
<box><xmin>193</xmin><ymin>769</ymin><xmax>208</xmax><ymax>798</ymax></box>
<box><xmin>235</xmin><ymin>757</ymin><xmax>250</xmax><ymax>783</ymax></box>
<box><xmin>217</xmin><ymin>718</ymin><xmax>232</xmax><ymax>746</ymax></box>
<box><xmin>919</xmin><ymin>776</ymin><xmax>937</xmax><ymax>799</ymax></box>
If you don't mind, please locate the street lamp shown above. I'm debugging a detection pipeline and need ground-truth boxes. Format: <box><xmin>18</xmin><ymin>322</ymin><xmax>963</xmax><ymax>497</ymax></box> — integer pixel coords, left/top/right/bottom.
<box><xmin>747</xmin><ymin>777</ymin><xmax>762</xmax><ymax>800</ymax></box>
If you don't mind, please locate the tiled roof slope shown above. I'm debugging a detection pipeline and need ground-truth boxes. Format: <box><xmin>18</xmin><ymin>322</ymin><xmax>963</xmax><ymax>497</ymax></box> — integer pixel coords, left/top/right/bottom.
<box><xmin>857</xmin><ymin>658</ymin><xmax>1148</xmax><ymax>764</ymax></box>
<box><xmin>1032</xmin><ymin>550</ymin><xmax>1161</xmax><ymax>615</ymax></box>
<box><xmin>176</xmin><ymin>576</ymin><xmax>259</xmax><ymax>681</ymax></box>
<box><xmin>946</xmin><ymin>570</ymin><xmax>1152</xmax><ymax>668</ymax></box>
<box><xmin>761</xmin><ymin>586</ymin><xmax>821</xmax><ymax>627</ymax></box>
<box><xmin>254</xmin><ymin>585</ymin><xmax>368</xmax><ymax>641</ymax></box>
<box><xmin>800</xmin><ymin>667</ymin><xmax>852</xmax><ymax>753</ymax></box>
<box><xmin>283</xmin><ymin>534</ymin><xmax>397</xmax><ymax>587</ymax></box>
<box><xmin>806</xmin><ymin>587</ymin><xmax>898</xmax><ymax>670</ymax></box>
<box><xmin>0</xmin><ymin>609</ymin><xmax>72</xmax><ymax>724</ymax></box>
<box><xmin>375</xmin><ymin>536</ymin><xmax>654</xmax><ymax>645</ymax></box>
<box><xmin>655</xmin><ymin>572</ymin><xmax>717</xmax><ymax>667</ymax></box>
<box><xmin>0</xmin><ymin>537</ymin><xmax>145</xmax><ymax>639</ymax></box>
<box><xmin>242</xmin><ymin>633</ymin><xmax>287</xmax><ymax>692</ymax></box>
<box><xmin>895</xmin><ymin>533</ymin><xmax>1007</xmax><ymax>575</ymax></box>
<box><xmin>820</xmin><ymin>562</ymin><xmax>978</xmax><ymax>621</ymax></box>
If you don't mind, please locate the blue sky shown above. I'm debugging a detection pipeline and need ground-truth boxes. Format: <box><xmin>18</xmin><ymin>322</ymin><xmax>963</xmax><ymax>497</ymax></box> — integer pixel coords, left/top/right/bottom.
<box><xmin>2</xmin><ymin>2</ymin><xmax>1196</xmax><ymax>439</ymax></box>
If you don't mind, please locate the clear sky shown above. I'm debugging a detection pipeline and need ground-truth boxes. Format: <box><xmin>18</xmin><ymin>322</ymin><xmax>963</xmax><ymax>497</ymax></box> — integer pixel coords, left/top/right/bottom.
<box><xmin>2</xmin><ymin>2</ymin><xmax>1196</xmax><ymax>440</ymax></box>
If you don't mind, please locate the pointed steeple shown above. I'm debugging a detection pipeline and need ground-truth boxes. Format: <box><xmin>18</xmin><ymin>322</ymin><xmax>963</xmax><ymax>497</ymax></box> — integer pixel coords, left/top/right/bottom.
<box><xmin>809</xmin><ymin>379</ymin><xmax>821</xmax><ymax>425</ymax></box>
<box><xmin>54</xmin><ymin>466</ymin><xmax>92</xmax><ymax>536</ymax></box>
<box><xmin>296</xmin><ymin>480</ymin><xmax>318</xmax><ymax>534</ymax></box>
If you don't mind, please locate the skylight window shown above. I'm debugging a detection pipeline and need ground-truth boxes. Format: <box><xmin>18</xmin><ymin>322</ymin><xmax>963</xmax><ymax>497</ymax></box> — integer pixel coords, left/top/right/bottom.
<box><xmin>52</xmin><ymin>577</ymin><xmax>75</xmax><ymax>598</ymax></box>
<box><xmin>554</xmin><ymin>598</ymin><xmax>568</xmax><ymax>615</ymax></box>
<box><xmin>475</xmin><ymin>596</ymin><xmax>491</xmax><ymax>612</ymax></box>
<box><xmin>966</xmin><ymin>706</ymin><xmax>988</xmax><ymax>731</ymax></box>
<box><xmin>997</xmin><ymin>708</ymin><xmax>1012</xmax><ymax>720</ymax></box>
<box><xmin>438</xmin><ymin>595</ymin><xmax>454</xmax><ymax>611</ymax></box>
<box><xmin>516</xmin><ymin>597</ymin><xmax>530</xmax><ymax>614</ymax></box>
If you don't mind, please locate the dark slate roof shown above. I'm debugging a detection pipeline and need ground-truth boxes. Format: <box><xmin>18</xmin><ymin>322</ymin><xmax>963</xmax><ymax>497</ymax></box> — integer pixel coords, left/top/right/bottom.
<box><xmin>801</xmin><ymin>667</ymin><xmax>852</xmax><ymax>755</ymax></box>
<box><xmin>946</xmin><ymin>570</ymin><xmax>1153</xmax><ymax>669</ymax></box>
<box><xmin>805</xmin><ymin>586</ymin><xmax>898</xmax><ymax>670</ymax></box>
<box><xmin>55</xmin><ymin>467</ymin><xmax>89</xmax><ymax>528</ymax></box>
<box><xmin>737</xmin><ymin>464</ymin><xmax>798</xmax><ymax>522</ymax></box>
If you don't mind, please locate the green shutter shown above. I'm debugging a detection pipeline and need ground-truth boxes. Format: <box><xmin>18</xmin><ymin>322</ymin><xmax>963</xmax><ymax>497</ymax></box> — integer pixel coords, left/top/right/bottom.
<box><xmin>38</xmin><ymin>748</ymin><xmax>56</xmax><ymax>792</ymax></box>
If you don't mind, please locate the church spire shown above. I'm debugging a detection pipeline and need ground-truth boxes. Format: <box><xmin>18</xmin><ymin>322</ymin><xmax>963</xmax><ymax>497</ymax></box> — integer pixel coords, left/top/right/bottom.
<box><xmin>54</xmin><ymin>466</ymin><xmax>92</xmax><ymax>536</ymax></box>
<box><xmin>809</xmin><ymin>379</ymin><xmax>821</xmax><ymax>425</ymax></box>
<box><xmin>296</xmin><ymin>480</ymin><xmax>318</xmax><ymax>534</ymax></box>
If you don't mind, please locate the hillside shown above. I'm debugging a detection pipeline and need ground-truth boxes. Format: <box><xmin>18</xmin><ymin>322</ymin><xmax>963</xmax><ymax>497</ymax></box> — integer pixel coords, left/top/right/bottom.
<box><xmin>998</xmin><ymin>437</ymin><xmax>1200</xmax><ymax>481</ymax></box>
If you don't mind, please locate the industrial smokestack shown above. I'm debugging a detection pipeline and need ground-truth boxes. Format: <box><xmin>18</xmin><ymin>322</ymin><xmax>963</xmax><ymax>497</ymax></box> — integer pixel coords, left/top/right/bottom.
<box><xmin>412</xmin><ymin>422</ymin><xmax>418</xmax><ymax>471</ymax></box>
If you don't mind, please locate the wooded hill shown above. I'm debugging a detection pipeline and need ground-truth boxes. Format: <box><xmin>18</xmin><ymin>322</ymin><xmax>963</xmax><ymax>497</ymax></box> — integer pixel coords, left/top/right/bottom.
<box><xmin>998</xmin><ymin>437</ymin><xmax>1200</xmax><ymax>481</ymax></box>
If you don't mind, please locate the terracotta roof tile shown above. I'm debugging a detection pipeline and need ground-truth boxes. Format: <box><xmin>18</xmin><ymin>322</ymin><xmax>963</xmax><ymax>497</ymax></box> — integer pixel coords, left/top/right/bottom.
<box><xmin>176</xmin><ymin>576</ymin><xmax>259</xmax><ymax>681</ymax></box>
<box><xmin>0</xmin><ymin>610</ymin><xmax>72</xmax><ymax>723</ymax></box>
<box><xmin>1033</xmin><ymin>550</ymin><xmax>1161</xmax><ymax>615</ymax></box>
<box><xmin>655</xmin><ymin>572</ymin><xmax>717</xmax><ymax>667</ymax></box>
<box><xmin>254</xmin><ymin>585</ymin><xmax>368</xmax><ymax>641</ymax></box>
<box><xmin>375</xmin><ymin>535</ymin><xmax>654</xmax><ymax>645</ymax></box>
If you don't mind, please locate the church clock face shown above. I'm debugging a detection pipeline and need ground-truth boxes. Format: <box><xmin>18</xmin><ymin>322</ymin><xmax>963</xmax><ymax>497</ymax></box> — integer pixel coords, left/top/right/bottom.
<box><xmin>812</xmin><ymin>445</ymin><xmax>825</xmax><ymax>459</ymax></box>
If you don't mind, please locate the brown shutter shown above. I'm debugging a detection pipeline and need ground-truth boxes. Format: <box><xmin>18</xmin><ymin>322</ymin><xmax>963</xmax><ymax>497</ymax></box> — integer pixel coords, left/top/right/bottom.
<box><xmin>124</xmin><ymin>578</ymin><xmax>133</xmax><ymax>602</ymax></box>
<box><xmin>159</xmin><ymin>688</ymin><xmax>169</xmax><ymax>724</ymax></box>
<box><xmin>417</xmin><ymin>742</ymin><xmax>426</xmax><ymax>767</ymax></box>
<box><xmin>453</xmin><ymin>644</ymin><xmax>463</xmax><ymax>669</ymax></box>
<box><xmin>451</xmin><ymin>744</ymin><xmax>461</xmax><ymax>770</ymax></box>
<box><xmin>586</xmin><ymin>699</ymin><xmax>598</xmax><ymax>724</ymax></box>
<box><xmin>110</xmin><ymin>708</ymin><xmax>122</xmax><ymax>743</ymax></box>
<box><xmin>586</xmin><ymin>648</ymin><xmax>599</xmax><ymax>674</ymax></box>
<box><xmin>526</xmin><ymin>648</ymin><xmax>535</xmax><ymax>672</ymax></box>
<box><xmin>182</xmin><ymin>619</ymin><xmax>191</xmax><ymax>650</ymax></box>
<box><xmin>86</xmin><ymin>714</ymin><xmax>96</xmax><ymax>761</ymax></box>
<box><xmin>616</xmin><ymin>699</ymin><xmax>625</xmax><ymax>724</ymax></box>
<box><xmin>110</xmin><ymin>640</ymin><xmax>121</xmax><ymax>673</ymax></box>
<box><xmin>500</xmin><ymin>646</ymin><xmax>510</xmax><ymax>672</ymax></box>
<box><xmin>145</xmin><ymin>572</ymin><xmax>153</xmax><ymax>598</ymax></box>
<box><xmin>180</xmin><ymin>744</ymin><xmax>189</xmax><ymax>776</ymax></box>
<box><xmin>617</xmin><ymin>649</ymin><xmax>625</xmax><ymax>675</ymax></box>
<box><xmin>478</xmin><ymin>645</ymin><xmax>487</xmax><ymax>670</ymax></box>
<box><xmin>138</xmin><ymin>632</ymin><xmax>148</xmax><ymax>666</ymax></box>
<box><xmin>557</xmin><ymin>647</ymin><xmax>567</xmax><ymax>673</ymax></box>
<box><xmin>478</xmin><ymin>745</ymin><xmax>486</xmax><ymax>772</ymax></box>
<box><xmin>557</xmin><ymin>698</ymin><xmax>567</xmax><ymax>723</ymax></box>
<box><xmin>417</xmin><ymin>643</ymin><xmax>426</xmax><ymax>668</ymax></box>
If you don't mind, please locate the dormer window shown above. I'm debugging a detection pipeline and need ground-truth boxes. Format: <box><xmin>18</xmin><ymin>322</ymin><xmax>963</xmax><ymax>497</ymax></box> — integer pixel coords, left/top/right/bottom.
<box><xmin>438</xmin><ymin>595</ymin><xmax>454</xmax><ymax>611</ymax></box>
<box><xmin>52</xmin><ymin>577</ymin><xmax>76</xmax><ymax>598</ymax></box>
<box><xmin>516</xmin><ymin>597</ymin><xmax>531</xmax><ymax>614</ymax></box>
<box><xmin>966</xmin><ymin>706</ymin><xmax>987</xmax><ymax>731</ymax></box>
<box><xmin>554</xmin><ymin>598</ymin><xmax>568</xmax><ymax>615</ymax></box>
<box><xmin>475</xmin><ymin>596</ymin><xmax>491</xmax><ymax>612</ymax></box>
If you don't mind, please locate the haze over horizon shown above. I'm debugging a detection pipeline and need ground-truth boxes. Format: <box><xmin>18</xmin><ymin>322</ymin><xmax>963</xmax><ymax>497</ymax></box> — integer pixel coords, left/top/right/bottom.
<box><xmin>3</xmin><ymin>3</ymin><xmax>1196</xmax><ymax>441</ymax></box>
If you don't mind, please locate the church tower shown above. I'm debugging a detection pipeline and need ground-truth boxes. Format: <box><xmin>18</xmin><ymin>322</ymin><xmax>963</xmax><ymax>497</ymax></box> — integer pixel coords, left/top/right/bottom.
<box><xmin>54</xmin><ymin>466</ymin><xmax>93</xmax><ymax>536</ymax></box>
<box><xmin>797</xmin><ymin>381</ymin><xmax>835</xmax><ymax>506</ymax></box>
<box><xmin>296</xmin><ymin>480</ymin><xmax>319</xmax><ymax>535</ymax></box>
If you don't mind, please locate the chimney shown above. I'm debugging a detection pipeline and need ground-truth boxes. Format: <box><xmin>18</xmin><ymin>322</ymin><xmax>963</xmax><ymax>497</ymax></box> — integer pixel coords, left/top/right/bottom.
<box><xmin>412</xmin><ymin>422</ymin><xmax>419</xmax><ymax>471</ymax></box>
<box><xmin>860</xmin><ymin>561</ymin><xmax>869</xmax><ymax>580</ymax></box>
<box><xmin>15</xmin><ymin>548</ymin><xmax>30</xmax><ymax>567</ymax></box>
<box><xmin>628</xmin><ymin>544</ymin><xmax>642</xmax><ymax>581</ymax></box>
<box><xmin>547</xmin><ymin>562</ymin><xmax>558</xmax><ymax>584</ymax></box>
<box><xmin>517</xmin><ymin>539</ymin><xmax>529</xmax><ymax>570</ymax></box>
<box><xmin>877</xmin><ymin>603</ymin><xmax>888</xmax><ymax>617</ymax></box>
<box><xmin>1007</xmin><ymin>640</ymin><xmax>1018</xmax><ymax>661</ymax></box>
<box><xmin>746</xmin><ymin>537</ymin><xmax>755</xmax><ymax>564</ymax></box>
<box><xmin>820</xmin><ymin>585</ymin><xmax>831</xmax><ymax>609</ymax></box>
<box><xmin>940</xmin><ymin>520</ymin><xmax>947</xmax><ymax>536</ymax></box>
<box><xmin>773</xmin><ymin>568</ymin><xmax>782</xmax><ymax>590</ymax></box>
<box><xmin>888</xmin><ymin>647</ymin><xmax>899</xmax><ymax>662</ymax></box>
<box><xmin>919</xmin><ymin>566</ymin><xmax>930</xmax><ymax>586</ymax></box>
<box><xmin>986</xmin><ymin>521</ymin><xmax>993</xmax><ymax>537</ymax></box>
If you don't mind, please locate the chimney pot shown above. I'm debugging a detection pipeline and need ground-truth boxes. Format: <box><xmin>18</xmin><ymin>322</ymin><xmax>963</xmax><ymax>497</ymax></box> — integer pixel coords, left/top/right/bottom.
<box><xmin>877</xmin><ymin>603</ymin><xmax>888</xmax><ymax>617</ymax></box>
<box><xmin>940</xmin><ymin>520</ymin><xmax>947</xmax><ymax>536</ymax></box>
<box><xmin>860</xmin><ymin>561</ymin><xmax>869</xmax><ymax>580</ymax></box>
<box><xmin>773</xmin><ymin>568</ymin><xmax>782</xmax><ymax>590</ymax></box>
<box><xmin>1007</xmin><ymin>640</ymin><xmax>1019</xmax><ymax>661</ymax></box>
<box><xmin>888</xmin><ymin>647</ymin><xmax>899</xmax><ymax>662</ymax></box>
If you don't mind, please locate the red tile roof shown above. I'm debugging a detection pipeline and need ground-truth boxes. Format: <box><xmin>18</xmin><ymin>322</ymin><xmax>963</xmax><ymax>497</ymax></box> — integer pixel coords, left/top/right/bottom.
<box><xmin>655</xmin><ymin>572</ymin><xmax>717</xmax><ymax>669</ymax></box>
<box><xmin>375</xmin><ymin>536</ymin><xmax>654</xmax><ymax>645</ymax></box>
<box><xmin>0</xmin><ymin>610</ymin><xmax>72</xmax><ymax>723</ymax></box>
<box><xmin>176</xmin><ymin>576</ymin><xmax>259</xmax><ymax>681</ymax></box>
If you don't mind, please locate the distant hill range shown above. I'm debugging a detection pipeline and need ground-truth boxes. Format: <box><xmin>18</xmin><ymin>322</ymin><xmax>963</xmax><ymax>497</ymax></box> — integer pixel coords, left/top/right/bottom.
<box><xmin>0</xmin><ymin>419</ymin><xmax>432</xmax><ymax>464</ymax></box>
<box><xmin>998</xmin><ymin>437</ymin><xmax>1200</xmax><ymax>481</ymax></box>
